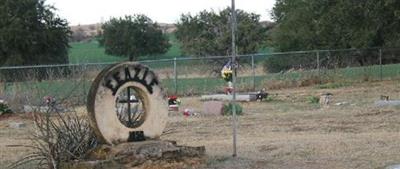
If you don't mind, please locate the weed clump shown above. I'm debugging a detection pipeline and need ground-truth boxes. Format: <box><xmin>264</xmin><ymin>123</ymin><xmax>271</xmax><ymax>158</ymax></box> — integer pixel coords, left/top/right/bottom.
<box><xmin>0</xmin><ymin>102</ymin><xmax>13</xmax><ymax>115</ymax></box>
<box><xmin>307</xmin><ymin>96</ymin><xmax>320</xmax><ymax>104</ymax></box>
<box><xmin>223</xmin><ymin>103</ymin><xmax>243</xmax><ymax>116</ymax></box>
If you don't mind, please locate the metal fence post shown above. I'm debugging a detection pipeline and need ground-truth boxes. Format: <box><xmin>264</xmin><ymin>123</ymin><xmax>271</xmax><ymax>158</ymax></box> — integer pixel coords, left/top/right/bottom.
<box><xmin>230</xmin><ymin>0</ymin><xmax>238</xmax><ymax>157</ymax></box>
<box><xmin>1</xmin><ymin>80</ymin><xmax>5</xmax><ymax>96</ymax></box>
<box><xmin>83</xmin><ymin>64</ymin><xmax>87</xmax><ymax>100</ymax></box>
<box><xmin>173</xmin><ymin>57</ymin><xmax>178</xmax><ymax>95</ymax></box>
<box><xmin>379</xmin><ymin>48</ymin><xmax>383</xmax><ymax>81</ymax></box>
<box><xmin>0</xmin><ymin>71</ymin><xmax>5</xmax><ymax>95</ymax></box>
<box><xmin>316</xmin><ymin>50</ymin><xmax>320</xmax><ymax>81</ymax></box>
<box><xmin>251</xmin><ymin>55</ymin><xmax>255</xmax><ymax>91</ymax></box>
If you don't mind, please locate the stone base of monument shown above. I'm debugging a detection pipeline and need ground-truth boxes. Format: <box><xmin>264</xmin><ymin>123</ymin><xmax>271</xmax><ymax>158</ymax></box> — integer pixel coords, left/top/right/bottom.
<box><xmin>62</xmin><ymin>140</ymin><xmax>206</xmax><ymax>169</ymax></box>
<box><xmin>201</xmin><ymin>93</ymin><xmax>258</xmax><ymax>102</ymax></box>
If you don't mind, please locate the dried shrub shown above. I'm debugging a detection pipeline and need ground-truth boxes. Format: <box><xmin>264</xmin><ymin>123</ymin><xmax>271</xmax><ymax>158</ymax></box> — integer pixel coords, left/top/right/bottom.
<box><xmin>8</xmin><ymin>108</ymin><xmax>97</xmax><ymax>169</ymax></box>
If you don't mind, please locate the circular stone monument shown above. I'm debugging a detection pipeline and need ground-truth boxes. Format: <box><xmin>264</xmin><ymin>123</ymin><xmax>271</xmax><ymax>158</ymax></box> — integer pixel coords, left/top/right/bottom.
<box><xmin>87</xmin><ymin>62</ymin><xmax>168</xmax><ymax>144</ymax></box>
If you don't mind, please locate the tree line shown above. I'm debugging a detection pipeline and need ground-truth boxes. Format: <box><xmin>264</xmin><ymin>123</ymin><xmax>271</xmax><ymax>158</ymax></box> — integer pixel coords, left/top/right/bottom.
<box><xmin>1</xmin><ymin>0</ymin><xmax>400</xmax><ymax>70</ymax></box>
<box><xmin>0</xmin><ymin>0</ymin><xmax>268</xmax><ymax>67</ymax></box>
<box><xmin>271</xmin><ymin>0</ymin><xmax>400</xmax><ymax>51</ymax></box>
<box><xmin>264</xmin><ymin>0</ymin><xmax>400</xmax><ymax>72</ymax></box>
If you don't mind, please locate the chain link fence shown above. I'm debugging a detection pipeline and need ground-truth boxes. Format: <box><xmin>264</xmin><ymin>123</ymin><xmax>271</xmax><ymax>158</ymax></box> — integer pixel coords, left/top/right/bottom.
<box><xmin>1</xmin><ymin>48</ymin><xmax>400</xmax><ymax>110</ymax></box>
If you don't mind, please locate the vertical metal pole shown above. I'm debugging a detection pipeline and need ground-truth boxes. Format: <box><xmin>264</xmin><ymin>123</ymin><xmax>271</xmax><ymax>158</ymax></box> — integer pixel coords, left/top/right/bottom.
<box><xmin>3</xmin><ymin>82</ymin><xmax>6</xmax><ymax>96</ymax></box>
<box><xmin>316</xmin><ymin>51</ymin><xmax>320</xmax><ymax>82</ymax></box>
<box><xmin>83</xmin><ymin>64</ymin><xmax>87</xmax><ymax>102</ymax></box>
<box><xmin>379</xmin><ymin>49</ymin><xmax>383</xmax><ymax>81</ymax></box>
<box><xmin>1</xmin><ymin>80</ymin><xmax>4</xmax><ymax>95</ymax></box>
<box><xmin>0</xmin><ymin>69</ymin><xmax>5</xmax><ymax>95</ymax></box>
<box><xmin>230</xmin><ymin>0</ymin><xmax>238</xmax><ymax>157</ymax></box>
<box><xmin>251</xmin><ymin>55</ymin><xmax>255</xmax><ymax>91</ymax></box>
<box><xmin>173</xmin><ymin>57</ymin><xmax>178</xmax><ymax>95</ymax></box>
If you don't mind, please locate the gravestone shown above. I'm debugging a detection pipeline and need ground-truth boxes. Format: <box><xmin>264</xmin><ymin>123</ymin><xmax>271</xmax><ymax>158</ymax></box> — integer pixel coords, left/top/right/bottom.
<box><xmin>320</xmin><ymin>93</ymin><xmax>333</xmax><ymax>107</ymax></box>
<box><xmin>87</xmin><ymin>62</ymin><xmax>168</xmax><ymax>144</ymax></box>
<box><xmin>79</xmin><ymin>62</ymin><xmax>205</xmax><ymax>169</ymax></box>
<box><xmin>202</xmin><ymin>101</ymin><xmax>225</xmax><ymax>115</ymax></box>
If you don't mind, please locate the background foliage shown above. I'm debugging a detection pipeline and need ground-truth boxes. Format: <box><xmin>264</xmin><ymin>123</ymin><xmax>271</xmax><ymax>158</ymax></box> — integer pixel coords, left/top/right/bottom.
<box><xmin>270</xmin><ymin>0</ymin><xmax>400</xmax><ymax>51</ymax></box>
<box><xmin>0</xmin><ymin>0</ymin><xmax>70</xmax><ymax>66</ymax></box>
<box><xmin>175</xmin><ymin>8</ymin><xmax>268</xmax><ymax>57</ymax></box>
<box><xmin>264</xmin><ymin>0</ymin><xmax>400</xmax><ymax>72</ymax></box>
<box><xmin>99</xmin><ymin>14</ymin><xmax>171</xmax><ymax>61</ymax></box>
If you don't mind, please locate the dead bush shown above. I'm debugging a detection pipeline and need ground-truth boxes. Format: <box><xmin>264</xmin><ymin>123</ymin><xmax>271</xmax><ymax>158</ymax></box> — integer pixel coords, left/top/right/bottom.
<box><xmin>8</xmin><ymin>108</ymin><xmax>97</xmax><ymax>169</ymax></box>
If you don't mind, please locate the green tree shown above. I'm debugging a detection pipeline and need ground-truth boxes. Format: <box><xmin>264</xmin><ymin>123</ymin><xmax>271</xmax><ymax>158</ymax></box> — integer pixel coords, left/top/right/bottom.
<box><xmin>175</xmin><ymin>8</ymin><xmax>268</xmax><ymax>57</ymax></box>
<box><xmin>0</xmin><ymin>0</ymin><xmax>70</xmax><ymax>66</ymax></box>
<box><xmin>263</xmin><ymin>0</ymin><xmax>400</xmax><ymax>73</ymax></box>
<box><xmin>271</xmin><ymin>0</ymin><xmax>400</xmax><ymax>51</ymax></box>
<box><xmin>99</xmin><ymin>15</ymin><xmax>171</xmax><ymax>60</ymax></box>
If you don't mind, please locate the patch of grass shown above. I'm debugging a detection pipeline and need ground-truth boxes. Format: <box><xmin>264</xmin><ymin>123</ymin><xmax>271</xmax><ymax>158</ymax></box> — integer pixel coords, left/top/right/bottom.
<box><xmin>223</xmin><ymin>103</ymin><xmax>243</xmax><ymax>116</ymax></box>
<box><xmin>316</xmin><ymin>82</ymin><xmax>351</xmax><ymax>89</ymax></box>
<box><xmin>4</xmin><ymin>80</ymin><xmax>91</xmax><ymax>108</ymax></box>
<box><xmin>306</xmin><ymin>96</ymin><xmax>320</xmax><ymax>104</ymax></box>
<box><xmin>258</xmin><ymin>47</ymin><xmax>273</xmax><ymax>54</ymax></box>
<box><xmin>263</xmin><ymin>94</ymin><xmax>278</xmax><ymax>102</ymax></box>
<box><xmin>68</xmin><ymin>40</ymin><xmax>125</xmax><ymax>64</ymax></box>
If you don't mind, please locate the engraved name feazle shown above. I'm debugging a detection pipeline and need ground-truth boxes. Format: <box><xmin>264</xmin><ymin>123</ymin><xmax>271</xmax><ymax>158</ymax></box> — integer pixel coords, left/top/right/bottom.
<box><xmin>103</xmin><ymin>66</ymin><xmax>159</xmax><ymax>95</ymax></box>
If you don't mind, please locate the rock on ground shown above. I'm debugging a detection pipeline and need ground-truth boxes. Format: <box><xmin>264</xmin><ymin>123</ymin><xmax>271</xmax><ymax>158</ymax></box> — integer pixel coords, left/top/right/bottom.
<box><xmin>8</xmin><ymin>122</ymin><xmax>26</xmax><ymax>129</ymax></box>
<box><xmin>63</xmin><ymin>140</ymin><xmax>206</xmax><ymax>169</ymax></box>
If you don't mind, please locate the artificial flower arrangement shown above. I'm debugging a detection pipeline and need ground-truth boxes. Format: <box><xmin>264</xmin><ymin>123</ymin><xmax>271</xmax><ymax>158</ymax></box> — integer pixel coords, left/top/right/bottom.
<box><xmin>221</xmin><ymin>62</ymin><xmax>233</xmax><ymax>82</ymax></box>
<box><xmin>168</xmin><ymin>95</ymin><xmax>181</xmax><ymax>111</ymax></box>
<box><xmin>221</xmin><ymin>61</ymin><xmax>233</xmax><ymax>94</ymax></box>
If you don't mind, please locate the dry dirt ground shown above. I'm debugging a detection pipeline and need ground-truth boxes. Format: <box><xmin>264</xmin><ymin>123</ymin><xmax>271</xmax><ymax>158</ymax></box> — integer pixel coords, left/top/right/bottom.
<box><xmin>1</xmin><ymin>80</ymin><xmax>400</xmax><ymax>169</ymax></box>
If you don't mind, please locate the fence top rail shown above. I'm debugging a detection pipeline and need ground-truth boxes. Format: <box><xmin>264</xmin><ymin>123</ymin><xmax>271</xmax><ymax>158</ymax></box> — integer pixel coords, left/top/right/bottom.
<box><xmin>1</xmin><ymin>47</ymin><xmax>398</xmax><ymax>70</ymax></box>
<box><xmin>0</xmin><ymin>62</ymin><xmax>119</xmax><ymax>70</ymax></box>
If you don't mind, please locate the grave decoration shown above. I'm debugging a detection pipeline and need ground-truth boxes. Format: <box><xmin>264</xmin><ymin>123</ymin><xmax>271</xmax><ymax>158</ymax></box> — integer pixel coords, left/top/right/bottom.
<box><xmin>81</xmin><ymin>61</ymin><xmax>205</xmax><ymax>168</ymax></box>
<box><xmin>168</xmin><ymin>95</ymin><xmax>181</xmax><ymax>111</ymax></box>
<box><xmin>221</xmin><ymin>61</ymin><xmax>233</xmax><ymax>94</ymax></box>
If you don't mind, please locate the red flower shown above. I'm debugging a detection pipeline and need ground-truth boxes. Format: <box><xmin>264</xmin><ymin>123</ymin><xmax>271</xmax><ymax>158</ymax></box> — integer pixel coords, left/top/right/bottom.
<box><xmin>168</xmin><ymin>96</ymin><xmax>177</xmax><ymax>100</ymax></box>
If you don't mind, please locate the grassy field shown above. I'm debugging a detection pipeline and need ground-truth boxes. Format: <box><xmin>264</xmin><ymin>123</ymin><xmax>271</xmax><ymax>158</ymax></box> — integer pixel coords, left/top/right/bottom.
<box><xmin>68</xmin><ymin>41</ymin><xmax>125</xmax><ymax>63</ymax></box>
<box><xmin>2</xmin><ymin>80</ymin><xmax>400</xmax><ymax>168</ymax></box>
<box><xmin>68</xmin><ymin>34</ymin><xmax>183</xmax><ymax>64</ymax></box>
